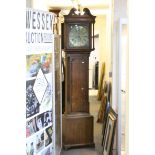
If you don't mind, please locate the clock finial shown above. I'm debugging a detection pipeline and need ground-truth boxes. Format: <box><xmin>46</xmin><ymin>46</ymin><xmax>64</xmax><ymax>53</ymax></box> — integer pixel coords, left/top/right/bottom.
<box><xmin>83</xmin><ymin>8</ymin><xmax>92</xmax><ymax>16</ymax></box>
<box><xmin>68</xmin><ymin>8</ymin><xmax>77</xmax><ymax>16</ymax></box>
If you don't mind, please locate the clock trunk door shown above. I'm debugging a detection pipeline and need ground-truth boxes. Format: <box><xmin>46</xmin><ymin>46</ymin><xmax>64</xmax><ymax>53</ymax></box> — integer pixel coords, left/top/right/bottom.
<box><xmin>70</xmin><ymin>55</ymin><xmax>89</xmax><ymax>113</ymax></box>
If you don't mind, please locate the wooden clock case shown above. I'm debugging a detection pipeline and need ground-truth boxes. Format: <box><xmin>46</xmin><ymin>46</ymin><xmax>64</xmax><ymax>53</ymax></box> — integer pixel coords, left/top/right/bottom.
<box><xmin>62</xmin><ymin>8</ymin><xmax>96</xmax><ymax>149</ymax></box>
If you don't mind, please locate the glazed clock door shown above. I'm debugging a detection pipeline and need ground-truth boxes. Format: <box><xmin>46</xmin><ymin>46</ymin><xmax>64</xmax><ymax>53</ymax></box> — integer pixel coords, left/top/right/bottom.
<box><xmin>70</xmin><ymin>55</ymin><xmax>89</xmax><ymax>113</ymax></box>
<box><xmin>68</xmin><ymin>24</ymin><xmax>90</xmax><ymax>48</ymax></box>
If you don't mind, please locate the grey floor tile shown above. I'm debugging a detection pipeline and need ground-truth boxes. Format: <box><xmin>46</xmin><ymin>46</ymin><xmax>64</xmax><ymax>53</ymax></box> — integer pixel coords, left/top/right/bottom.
<box><xmin>62</xmin><ymin>148</ymin><xmax>98</xmax><ymax>155</ymax></box>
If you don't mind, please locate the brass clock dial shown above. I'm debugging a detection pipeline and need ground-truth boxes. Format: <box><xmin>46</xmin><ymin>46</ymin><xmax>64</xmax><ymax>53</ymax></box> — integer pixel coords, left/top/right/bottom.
<box><xmin>68</xmin><ymin>24</ymin><xmax>89</xmax><ymax>48</ymax></box>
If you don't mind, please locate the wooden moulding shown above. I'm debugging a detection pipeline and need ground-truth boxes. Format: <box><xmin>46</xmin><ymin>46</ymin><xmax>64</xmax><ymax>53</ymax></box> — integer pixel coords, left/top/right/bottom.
<box><xmin>62</xmin><ymin>113</ymin><xmax>95</xmax><ymax>150</ymax></box>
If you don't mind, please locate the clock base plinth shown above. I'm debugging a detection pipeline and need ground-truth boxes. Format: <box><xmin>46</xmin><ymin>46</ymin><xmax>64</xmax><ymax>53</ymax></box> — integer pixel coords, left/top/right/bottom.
<box><xmin>62</xmin><ymin>113</ymin><xmax>94</xmax><ymax>150</ymax></box>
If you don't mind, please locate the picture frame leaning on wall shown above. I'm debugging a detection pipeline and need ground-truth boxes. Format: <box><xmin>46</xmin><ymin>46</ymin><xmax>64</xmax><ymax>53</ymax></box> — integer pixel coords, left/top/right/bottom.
<box><xmin>102</xmin><ymin>106</ymin><xmax>117</xmax><ymax>155</ymax></box>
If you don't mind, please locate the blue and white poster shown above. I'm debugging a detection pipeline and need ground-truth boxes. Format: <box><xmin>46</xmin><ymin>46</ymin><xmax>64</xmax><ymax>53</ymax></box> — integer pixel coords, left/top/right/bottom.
<box><xmin>26</xmin><ymin>8</ymin><xmax>56</xmax><ymax>155</ymax></box>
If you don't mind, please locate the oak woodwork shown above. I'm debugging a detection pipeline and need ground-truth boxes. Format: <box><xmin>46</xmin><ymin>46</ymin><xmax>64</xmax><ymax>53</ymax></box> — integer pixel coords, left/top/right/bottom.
<box><xmin>65</xmin><ymin>53</ymin><xmax>89</xmax><ymax>114</ymax></box>
<box><xmin>62</xmin><ymin>8</ymin><xmax>96</xmax><ymax>149</ymax></box>
<box><xmin>62</xmin><ymin>113</ymin><xmax>94</xmax><ymax>150</ymax></box>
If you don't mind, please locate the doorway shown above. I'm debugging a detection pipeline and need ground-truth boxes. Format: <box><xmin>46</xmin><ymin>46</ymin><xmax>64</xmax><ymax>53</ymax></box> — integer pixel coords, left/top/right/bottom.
<box><xmin>89</xmin><ymin>34</ymin><xmax>99</xmax><ymax>89</ymax></box>
<box><xmin>118</xmin><ymin>18</ymin><xmax>128</xmax><ymax>155</ymax></box>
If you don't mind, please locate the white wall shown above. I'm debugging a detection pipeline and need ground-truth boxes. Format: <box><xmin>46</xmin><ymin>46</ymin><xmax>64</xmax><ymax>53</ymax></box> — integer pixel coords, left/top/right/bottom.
<box><xmin>95</xmin><ymin>15</ymin><xmax>107</xmax><ymax>81</ymax></box>
<box><xmin>26</xmin><ymin>0</ymin><xmax>49</xmax><ymax>11</ymax></box>
<box><xmin>112</xmin><ymin>0</ymin><xmax>128</xmax><ymax>114</ymax></box>
<box><xmin>111</xmin><ymin>0</ymin><xmax>128</xmax><ymax>155</ymax></box>
<box><xmin>26</xmin><ymin>0</ymin><xmax>32</xmax><ymax>7</ymax></box>
<box><xmin>0</xmin><ymin>1</ymin><xmax>25</xmax><ymax>154</ymax></box>
<box><xmin>94</xmin><ymin>12</ymin><xmax>112</xmax><ymax>85</ymax></box>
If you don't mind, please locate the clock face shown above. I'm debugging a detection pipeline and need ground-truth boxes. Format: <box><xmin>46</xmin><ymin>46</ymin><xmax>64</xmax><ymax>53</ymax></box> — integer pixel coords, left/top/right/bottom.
<box><xmin>68</xmin><ymin>24</ymin><xmax>89</xmax><ymax>48</ymax></box>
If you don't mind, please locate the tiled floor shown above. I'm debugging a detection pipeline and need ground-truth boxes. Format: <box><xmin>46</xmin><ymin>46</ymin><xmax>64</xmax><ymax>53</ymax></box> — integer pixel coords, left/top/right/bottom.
<box><xmin>62</xmin><ymin>148</ymin><xmax>98</xmax><ymax>155</ymax></box>
<box><xmin>62</xmin><ymin>90</ymin><xmax>102</xmax><ymax>155</ymax></box>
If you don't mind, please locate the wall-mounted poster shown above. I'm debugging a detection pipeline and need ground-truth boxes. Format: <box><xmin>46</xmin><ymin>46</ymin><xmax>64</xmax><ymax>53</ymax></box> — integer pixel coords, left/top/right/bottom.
<box><xmin>33</xmin><ymin>68</ymin><xmax>48</xmax><ymax>104</ymax></box>
<box><xmin>35</xmin><ymin>113</ymin><xmax>44</xmax><ymax>131</ymax></box>
<box><xmin>45</xmin><ymin>126</ymin><xmax>53</xmax><ymax>147</ymax></box>
<box><xmin>26</xmin><ymin>136</ymin><xmax>36</xmax><ymax>155</ymax></box>
<box><xmin>41</xmin><ymin>145</ymin><xmax>53</xmax><ymax>155</ymax></box>
<box><xmin>35</xmin><ymin>131</ymin><xmax>45</xmax><ymax>153</ymax></box>
<box><xmin>44</xmin><ymin>110</ymin><xmax>52</xmax><ymax>127</ymax></box>
<box><xmin>26</xmin><ymin>8</ymin><xmax>56</xmax><ymax>155</ymax></box>
<box><xmin>26</xmin><ymin>79</ymin><xmax>40</xmax><ymax>118</ymax></box>
<box><xmin>26</xmin><ymin>53</ymin><xmax>52</xmax><ymax>78</ymax></box>
<box><xmin>26</xmin><ymin>117</ymin><xmax>37</xmax><ymax>138</ymax></box>
<box><xmin>26</xmin><ymin>110</ymin><xmax>53</xmax><ymax>139</ymax></box>
<box><xmin>40</xmin><ymin>73</ymin><xmax>53</xmax><ymax>113</ymax></box>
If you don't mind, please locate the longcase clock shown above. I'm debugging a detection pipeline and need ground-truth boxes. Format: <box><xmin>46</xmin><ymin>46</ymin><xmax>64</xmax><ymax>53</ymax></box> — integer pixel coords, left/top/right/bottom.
<box><xmin>62</xmin><ymin>8</ymin><xmax>96</xmax><ymax>149</ymax></box>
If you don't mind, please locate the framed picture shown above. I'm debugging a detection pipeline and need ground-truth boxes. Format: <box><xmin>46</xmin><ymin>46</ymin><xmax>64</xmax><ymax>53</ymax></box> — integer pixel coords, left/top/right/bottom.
<box><xmin>102</xmin><ymin>107</ymin><xmax>117</xmax><ymax>155</ymax></box>
<box><xmin>97</xmin><ymin>81</ymin><xmax>107</xmax><ymax>123</ymax></box>
<box><xmin>102</xmin><ymin>82</ymin><xmax>112</xmax><ymax>144</ymax></box>
<box><xmin>97</xmin><ymin>62</ymin><xmax>105</xmax><ymax>100</ymax></box>
<box><xmin>101</xmin><ymin>101</ymin><xmax>110</xmax><ymax>146</ymax></box>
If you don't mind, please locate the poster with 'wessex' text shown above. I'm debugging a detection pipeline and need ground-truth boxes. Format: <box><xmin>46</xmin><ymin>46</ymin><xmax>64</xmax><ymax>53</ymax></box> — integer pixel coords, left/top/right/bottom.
<box><xmin>26</xmin><ymin>8</ymin><xmax>56</xmax><ymax>155</ymax></box>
